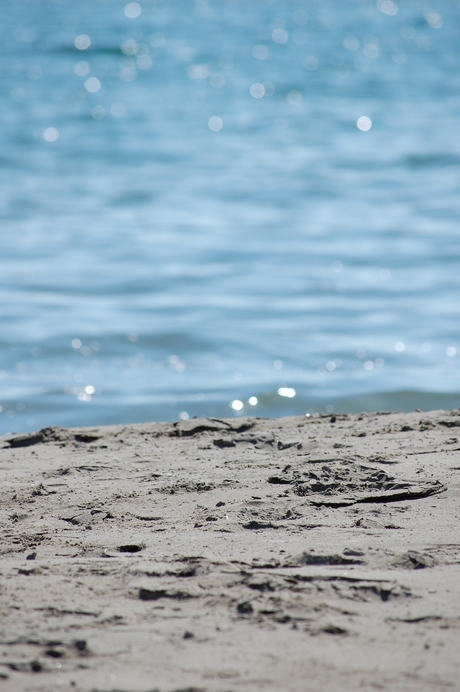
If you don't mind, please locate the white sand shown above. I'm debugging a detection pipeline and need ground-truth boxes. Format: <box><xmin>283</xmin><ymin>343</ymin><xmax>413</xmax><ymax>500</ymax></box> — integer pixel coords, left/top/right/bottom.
<box><xmin>1</xmin><ymin>409</ymin><xmax>459</xmax><ymax>691</ymax></box>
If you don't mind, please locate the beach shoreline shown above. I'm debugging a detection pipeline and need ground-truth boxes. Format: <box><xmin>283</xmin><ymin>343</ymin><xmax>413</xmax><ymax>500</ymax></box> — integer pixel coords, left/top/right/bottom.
<box><xmin>1</xmin><ymin>409</ymin><xmax>459</xmax><ymax>691</ymax></box>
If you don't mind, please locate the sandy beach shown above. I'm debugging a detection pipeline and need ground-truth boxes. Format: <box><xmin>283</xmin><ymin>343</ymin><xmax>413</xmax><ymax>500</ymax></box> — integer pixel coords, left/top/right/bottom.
<box><xmin>1</xmin><ymin>409</ymin><xmax>459</xmax><ymax>691</ymax></box>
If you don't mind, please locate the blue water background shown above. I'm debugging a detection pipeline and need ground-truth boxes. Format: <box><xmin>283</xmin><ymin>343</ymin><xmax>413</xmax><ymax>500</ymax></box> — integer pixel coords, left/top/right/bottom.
<box><xmin>1</xmin><ymin>0</ymin><xmax>460</xmax><ymax>435</ymax></box>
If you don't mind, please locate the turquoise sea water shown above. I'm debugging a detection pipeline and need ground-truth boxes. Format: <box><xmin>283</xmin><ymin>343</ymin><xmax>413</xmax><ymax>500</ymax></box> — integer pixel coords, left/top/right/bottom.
<box><xmin>1</xmin><ymin>0</ymin><xmax>460</xmax><ymax>435</ymax></box>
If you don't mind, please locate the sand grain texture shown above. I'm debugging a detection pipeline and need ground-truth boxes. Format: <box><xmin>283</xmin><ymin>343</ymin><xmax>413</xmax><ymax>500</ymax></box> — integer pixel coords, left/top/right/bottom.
<box><xmin>1</xmin><ymin>410</ymin><xmax>459</xmax><ymax>691</ymax></box>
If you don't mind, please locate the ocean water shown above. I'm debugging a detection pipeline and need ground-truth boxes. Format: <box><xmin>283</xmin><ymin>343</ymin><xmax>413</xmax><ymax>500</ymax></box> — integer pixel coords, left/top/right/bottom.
<box><xmin>1</xmin><ymin>0</ymin><xmax>460</xmax><ymax>435</ymax></box>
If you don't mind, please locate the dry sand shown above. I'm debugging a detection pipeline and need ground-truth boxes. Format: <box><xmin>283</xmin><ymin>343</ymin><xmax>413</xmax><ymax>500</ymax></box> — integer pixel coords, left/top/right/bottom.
<box><xmin>1</xmin><ymin>409</ymin><xmax>459</xmax><ymax>691</ymax></box>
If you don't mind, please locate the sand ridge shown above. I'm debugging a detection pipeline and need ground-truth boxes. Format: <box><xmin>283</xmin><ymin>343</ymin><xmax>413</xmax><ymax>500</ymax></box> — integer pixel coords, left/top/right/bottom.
<box><xmin>0</xmin><ymin>409</ymin><xmax>459</xmax><ymax>691</ymax></box>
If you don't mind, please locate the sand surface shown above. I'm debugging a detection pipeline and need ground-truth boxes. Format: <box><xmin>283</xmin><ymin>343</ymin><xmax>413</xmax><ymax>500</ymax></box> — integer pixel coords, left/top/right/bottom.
<box><xmin>1</xmin><ymin>410</ymin><xmax>459</xmax><ymax>691</ymax></box>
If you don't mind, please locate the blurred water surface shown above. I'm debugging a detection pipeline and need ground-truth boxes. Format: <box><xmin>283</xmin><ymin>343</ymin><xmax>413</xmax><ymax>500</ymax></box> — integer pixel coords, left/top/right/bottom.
<box><xmin>1</xmin><ymin>0</ymin><xmax>460</xmax><ymax>434</ymax></box>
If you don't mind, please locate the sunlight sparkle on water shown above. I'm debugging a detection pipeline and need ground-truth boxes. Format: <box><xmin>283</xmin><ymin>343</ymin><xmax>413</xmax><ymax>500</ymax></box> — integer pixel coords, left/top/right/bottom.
<box><xmin>253</xmin><ymin>45</ymin><xmax>268</xmax><ymax>60</ymax></box>
<box><xmin>43</xmin><ymin>127</ymin><xmax>59</xmax><ymax>142</ymax></box>
<box><xmin>91</xmin><ymin>106</ymin><xmax>105</xmax><ymax>120</ymax></box>
<box><xmin>250</xmin><ymin>83</ymin><xmax>265</xmax><ymax>98</ymax></box>
<box><xmin>85</xmin><ymin>77</ymin><xmax>101</xmax><ymax>93</ymax></box>
<box><xmin>425</xmin><ymin>11</ymin><xmax>443</xmax><ymax>29</ymax></box>
<box><xmin>343</xmin><ymin>36</ymin><xmax>359</xmax><ymax>51</ymax></box>
<box><xmin>363</xmin><ymin>36</ymin><xmax>379</xmax><ymax>59</ymax></box>
<box><xmin>218</xmin><ymin>55</ymin><xmax>233</xmax><ymax>70</ymax></box>
<box><xmin>149</xmin><ymin>32</ymin><xmax>165</xmax><ymax>47</ymax></box>
<box><xmin>278</xmin><ymin>388</ymin><xmax>295</xmax><ymax>398</ymax></box>
<box><xmin>137</xmin><ymin>56</ymin><xmax>152</xmax><ymax>70</ymax></box>
<box><xmin>231</xmin><ymin>400</ymin><xmax>243</xmax><ymax>411</ymax></box>
<box><xmin>74</xmin><ymin>61</ymin><xmax>90</xmax><ymax>76</ymax></box>
<box><xmin>400</xmin><ymin>25</ymin><xmax>415</xmax><ymax>39</ymax></box>
<box><xmin>303</xmin><ymin>56</ymin><xmax>318</xmax><ymax>71</ymax></box>
<box><xmin>292</xmin><ymin>10</ymin><xmax>308</xmax><ymax>25</ymax></box>
<box><xmin>377</xmin><ymin>0</ymin><xmax>398</xmax><ymax>16</ymax></box>
<box><xmin>248</xmin><ymin>397</ymin><xmax>258</xmax><ymax>406</ymax></box>
<box><xmin>272</xmin><ymin>29</ymin><xmax>288</xmax><ymax>45</ymax></box>
<box><xmin>357</xmin><ymin>116</ymin><xmax>372</xmax><ymax>131</ymax></box>
<box><xmin>208</xmin><ymin>116</ymin><xmax>223</xmax><ymax>131</ymax></box>
<box><xmin>177</xmin><ymin>47</ymin><xmax>196</xmax><ymax>62</ymax></box>
<box><xmin>188</xmin><ymin>64</ymin><xmax>211</xmax><ymax>80</ymax></box>
<box><xmin>111</xmin><ymin>102</ymin><xmax>125</xmax><ymax>117</ymax></box>
<box><xmin>210</xmin><ymin>74</ymin><xmax>225</xmax><ymax>89</ymax></box>
<box><xmin>74</xmin><ymin>35</ymin><xmax>91</xmax><ymax>50</ymax></box>
<box><xmin>121</xmin><ymin>39</ymin><xmax>138</xmax><ymax>55</ymax></box>
<box><xmin>125</xmin><ymin>3</ymin><xmax>141</xmax><ymax>19</ymax></box>
<box><xmin>287</xmin><ymin>90</ymin><xmax>302</xmax><ymax>105</ymax></box>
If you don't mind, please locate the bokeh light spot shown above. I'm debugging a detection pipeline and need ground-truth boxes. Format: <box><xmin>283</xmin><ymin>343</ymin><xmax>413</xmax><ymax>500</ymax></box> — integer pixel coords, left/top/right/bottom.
<box><xmin>208</xmin><ymin>116</ymin><xmax>223</xmax><ymax>131</ymax></box>
<box><xmin>278</xmin><ymin>387</ymin><xmax>295</xmax><ymax>398</ymax></box>
<box><xmin>74</xmin><ymin>35</ymin><xmax>91</xmax><ymax>50</ymax></box>
<box><xmin>149</xmin><ymin>32</ymin><xmax>165</xmax><ymax>47</ymax></box>
<box><xmin>111</xmin><ymin>102</ymin><xmax>125</xmax><ymax>117</ymax></box>
<box><xmin>218</xmin><ymin>54</ymin><xmax>233</xmax><ymax>70</ymax></box>
<box><xmin>125</xmin><ymin>3</ymin><xmax>141</xmax><ymax>18</ymax></box>
<box><xmin>424</xmin><ymin>11</ymin><xmax>443</xmax><ymax>28</ymax></box>
<box><xmin>210</xmin><ymin>73</ymin><xmax>225</xmax><ymax>88</ymax></box>
<box><xmin>343</xmin><ymin>36</ymin><xmax>359</xmax><ymax>51</ymax></box>
<box><xmin>91</xmin><ymin>105</ymin><xmax>105</xmax><ymax>120</ymax></box>
<box><xmin>287</xmin><ymin>90</ymin><xmax>301</xmax><ymax>104</ymax></box>
<box><xmin>137</xmin><ymin>56</ymin><xmax>152</xmax><ymax>70</ymax></box>
<box><xmin>357</xmin><ymin>116</ymin><xmax>372</xmax><ymax>131</ymax></box>
<box><xmin>187</xmin><ymin>64</ymin><xmax>211</xmax><ymax>79</ymax></box>
<box><xmin>74</xmin><ymin>61</ymin><xmax>90</xmax><ymax>76</ymax></box>
<box><xmin>303</xmin><ymin>56</ymin><xmax>318</xmax><ymax>70</ymax></box>
<box><xmin>121</xmin><ymin>39</ymin><xmax>138</xmax><ymax>55</ymax></box>
<box><xmin>292</xmin><ymin>9</ymin><xmax>308</xmax><ymax>25</ymax></box>
<box><xmin>377</xmin><ymin>0</ymin><xmax>398</xmax><ymax>16</ymax></box>
<box><xmin>252</xmin><ymin>45</ymin><xmax>268</xmax><ymax>60</ymax></box>
<box><xmin>43</xmin><ymin>127</ymin><xmax>59</xmax><ymax>142</ymax></box>
<box><xmin>250</xmin><ymin>83</ymin><xmax>265</xmax><ymax>98</ymax></box>
<box><xmin>85</xmin><ymin>77</ymin><xmax>101</xmax><ymax>93</ymax></box>
<box><xmin>272</xmin><ymin>29</ymin><xmax>288</xmax><ymax>44</ymax></box>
